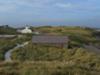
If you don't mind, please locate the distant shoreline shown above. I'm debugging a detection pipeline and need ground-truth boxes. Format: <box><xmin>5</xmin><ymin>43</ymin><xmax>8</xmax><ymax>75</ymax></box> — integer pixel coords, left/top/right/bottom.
<box><xmin>0</xmin><ymin>25</ymin><xmax>100</xmax><ymax>29</ymax></box>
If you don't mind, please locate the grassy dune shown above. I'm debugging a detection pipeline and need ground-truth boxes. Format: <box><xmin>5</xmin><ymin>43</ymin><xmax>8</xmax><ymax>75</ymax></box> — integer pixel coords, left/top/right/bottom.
<box><xmin>0</xmin><ymin>60</ymin><xmax>100</xmax><ymax>75</ymax></box>
<box><xmin>0</xmin><ymin>26</ymin><xmax>100</xmax><ymax>75</ymax></box>
<box><xmin>0</xmin><ymin>35</ymin><xmax>31</xmax><ymax>61</ymax></box>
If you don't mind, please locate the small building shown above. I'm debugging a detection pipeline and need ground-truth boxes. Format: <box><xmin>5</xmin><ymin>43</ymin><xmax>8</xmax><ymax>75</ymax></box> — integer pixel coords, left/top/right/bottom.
<box><xmin>17</xmin><ymin>26</ymin><xmax>32</xmax><ymax>34</ymax></box>
<box><xmin>32</xmin><ymin>35</ymin><xmax>69</xmax><ymax>48</ymax></box>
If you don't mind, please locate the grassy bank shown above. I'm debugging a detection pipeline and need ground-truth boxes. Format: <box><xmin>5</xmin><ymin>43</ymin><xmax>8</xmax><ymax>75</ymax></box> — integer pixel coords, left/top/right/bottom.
<box><xmin>0</xmin><ymin>26</ymin><xmax>100</xmax><ymax>75</ymax></box>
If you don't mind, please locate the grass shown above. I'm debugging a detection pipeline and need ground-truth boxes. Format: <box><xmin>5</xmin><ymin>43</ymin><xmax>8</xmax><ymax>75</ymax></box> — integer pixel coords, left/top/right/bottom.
<box><xmin>11</xmin><ymin>42</ymin><xmax>100</xmax><ymax>63</ymax></box>
<box><xmin>0</xmin><ymin>26</ymin><xmax>100</xmax><ymax>75</ymax></box>
<box><xmin>34</xmin><ymin>26</ymin><xmax>98</xmax><ymax>47</ymax></box>
<box><xmin>0</xmin><ymin>60</ymin><xmax>100</xmax><ymax>75</ymax></box>
<box><xmin>0</xmin><ymin>35</ymin><xmax>31</xmax><ymax>61</ymax></box>
<box><xmin>8</xmin><ymin>26</ymin><xmax>100</xmax><ymax>75</ymax></box>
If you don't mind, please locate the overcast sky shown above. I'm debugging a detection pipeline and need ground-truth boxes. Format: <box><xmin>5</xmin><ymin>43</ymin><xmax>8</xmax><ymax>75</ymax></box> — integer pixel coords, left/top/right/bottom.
<box><xmin>0</xmin><ymin>0</ymin><xmax>100</xmax><ymax>27</ymax></box>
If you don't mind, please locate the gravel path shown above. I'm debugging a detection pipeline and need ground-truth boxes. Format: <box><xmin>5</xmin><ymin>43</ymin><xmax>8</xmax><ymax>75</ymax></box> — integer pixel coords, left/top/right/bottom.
<box><xmin>4</xmin><ymin>42</ymin><xmax>29</xmax><ymax>62</ymax></box>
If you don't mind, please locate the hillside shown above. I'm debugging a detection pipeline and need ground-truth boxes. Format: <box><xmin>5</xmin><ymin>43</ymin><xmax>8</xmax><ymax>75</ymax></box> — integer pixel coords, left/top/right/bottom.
<box><xmin>0</xmin><ymin>25</ymin><xmax>17</xmax><ymax>34</ymax></box>
<box><xmin>0</xmin><ymin>26</ymin><xmax>100</xmax><ymax>75</ymax></box>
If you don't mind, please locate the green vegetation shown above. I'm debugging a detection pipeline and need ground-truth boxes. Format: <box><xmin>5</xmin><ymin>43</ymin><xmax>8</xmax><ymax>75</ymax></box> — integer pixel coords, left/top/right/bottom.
<box><xmin>0</xmin><ymin>35</ymin><xmax>31</xmax><ymax>61</ymax></box>
<box><xmin>35</xmin><ymin>26</ymin><xmax>98</xmax><ymax>47</ymax></box>
<box><xmin>11</xmin><ymin>43</ymin><xmax>98</xmax><ymax>62</ymax></box>
<box><xmin>1</xmin><ymin>53</ymin><xmax>100</xmax><ymax>75</ymax></box>
<box><xmin>1</xmin><ymin>49</ymin><xmax>100</xmax><ymax>75</ymax></box>
<box><xmin>0</xmin><ymin>38</ymin><xmax>16</xmax><ymax>60</ymax></box>
<box><xmin>0</xmin><ymin>25</ymin><xmax>17</xmax><ymax>34</ymax></box>
<box><xmin>0</xmin><ymin>26</ymin><xmax>100</xmax><ymax>75</ymax></box>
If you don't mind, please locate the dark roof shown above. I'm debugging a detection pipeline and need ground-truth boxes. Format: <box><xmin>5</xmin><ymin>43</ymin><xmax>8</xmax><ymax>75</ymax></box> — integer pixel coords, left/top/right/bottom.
<box><xmin>32</xmin><ymin>35</ymin><xmax>69</xmax><ymax>44</ymax></box>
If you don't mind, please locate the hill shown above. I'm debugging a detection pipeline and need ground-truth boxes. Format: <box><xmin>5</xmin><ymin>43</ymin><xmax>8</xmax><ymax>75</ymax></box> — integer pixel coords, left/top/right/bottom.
<box><xmin>0</xmin><ymin>25</ymin><xmax>17</xmax><ymax>34</ymax></box>
<box><xmin>0</xmin><ymin>26</ymin><xmax>100</xmax><ymax>75</ymax></box>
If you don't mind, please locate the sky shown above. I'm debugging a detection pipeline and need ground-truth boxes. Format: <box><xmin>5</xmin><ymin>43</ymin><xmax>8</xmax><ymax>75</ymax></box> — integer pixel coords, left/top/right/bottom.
<box><xmin>0</xmin><ymin>0</ymin><xmax>100</xmax><ymax>27</ymax></box>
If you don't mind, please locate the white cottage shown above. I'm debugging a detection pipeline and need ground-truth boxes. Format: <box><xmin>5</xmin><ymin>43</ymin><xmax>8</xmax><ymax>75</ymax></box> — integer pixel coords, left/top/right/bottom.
<box><xmin>17</xmin><ymin>27</ymin><xmax>32</xmax><ymax>34</ymax></box>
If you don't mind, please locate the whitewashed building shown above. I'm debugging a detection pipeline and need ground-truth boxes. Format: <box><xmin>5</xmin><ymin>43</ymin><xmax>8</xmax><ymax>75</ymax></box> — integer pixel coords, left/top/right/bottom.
<box><xmin>17</xmin><ymin>27</ymin><xmax>32</xmax><ymax>34</ymax></box>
